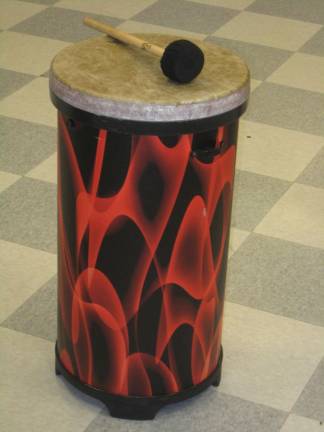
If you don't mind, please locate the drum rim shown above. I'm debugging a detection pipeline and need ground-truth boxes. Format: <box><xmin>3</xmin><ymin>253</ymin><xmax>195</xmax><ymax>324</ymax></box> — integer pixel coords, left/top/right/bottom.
<box><xmin>51</xmin><ymin>90</ymin><xmax>247</xmax><ymax>135</ymax></box>
<box><xmin>50</xmin><ymin>70</ymin><xmax>249</xmax><ymax>124</ymax></box>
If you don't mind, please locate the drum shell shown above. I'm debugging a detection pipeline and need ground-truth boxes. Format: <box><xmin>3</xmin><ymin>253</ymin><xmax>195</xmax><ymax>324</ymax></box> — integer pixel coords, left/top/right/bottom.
<box><xmin>54</xmin><ymin>99</ymin><xmax>241</xmax><ymax>399</ymax></box>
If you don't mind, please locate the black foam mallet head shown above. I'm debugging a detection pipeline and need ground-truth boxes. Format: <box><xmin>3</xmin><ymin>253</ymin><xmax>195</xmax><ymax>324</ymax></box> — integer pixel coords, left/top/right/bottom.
<box><xmin>160</xmin><ymin>40</ymin><xmax>205</xmax><ymax>84</ymax></box>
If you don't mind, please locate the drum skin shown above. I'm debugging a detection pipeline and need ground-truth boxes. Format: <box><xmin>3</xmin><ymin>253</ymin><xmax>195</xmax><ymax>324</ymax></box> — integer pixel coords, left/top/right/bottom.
<box><xmin>56</xmin><ymin>111</ymin><xmax>238</xmax><ymax>398</ymax></box>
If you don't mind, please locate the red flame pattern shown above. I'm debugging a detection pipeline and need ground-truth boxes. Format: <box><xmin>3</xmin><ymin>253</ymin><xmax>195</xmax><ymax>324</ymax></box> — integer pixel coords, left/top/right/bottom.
<box><xmin>57</xmin><ymin>113</ymin><xmax>238</xmax><ymax>397</ymax></box>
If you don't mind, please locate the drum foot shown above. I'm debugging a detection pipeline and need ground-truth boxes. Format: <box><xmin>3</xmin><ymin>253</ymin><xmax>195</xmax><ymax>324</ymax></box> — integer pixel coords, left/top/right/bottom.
<box><xmin>106</xmin><ymin>402</ymin><xmax>162</xmax><ymax>420</ymax></box>
<box><xmin>212</xmin><ymin>347</ymin><xmax>223</xmax><ymax>387</ymax></box>
<box><xmin>212</xmin><ymin>368</ymin><xmax>221</xmax><ymax>387</ymax></box>
<box><xmin>55</xmin><ymin>358</ymin><xmax>61</xmax><ymax>376</ymax></box>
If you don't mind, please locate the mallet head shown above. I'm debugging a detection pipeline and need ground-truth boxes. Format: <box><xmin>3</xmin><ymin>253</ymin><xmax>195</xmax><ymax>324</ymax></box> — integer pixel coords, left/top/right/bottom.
<box><xmin>160</xmin><ymin>40</ymin><xmax>205</xmax><ymax>84</ymax></box>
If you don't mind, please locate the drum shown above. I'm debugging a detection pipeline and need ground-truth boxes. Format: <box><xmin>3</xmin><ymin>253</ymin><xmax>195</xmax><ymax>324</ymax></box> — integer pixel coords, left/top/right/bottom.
<box><xmin>50</xmin><ymin>34</ymin><xmax>249</xmax><ymax>420</ymax></box>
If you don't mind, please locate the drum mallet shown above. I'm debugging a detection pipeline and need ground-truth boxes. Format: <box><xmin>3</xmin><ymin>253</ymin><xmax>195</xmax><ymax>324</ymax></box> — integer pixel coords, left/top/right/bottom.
<box><xmin>83</xmin><ymin>17</ymin><xmax>205</xmax><ymax>84</ymax></box>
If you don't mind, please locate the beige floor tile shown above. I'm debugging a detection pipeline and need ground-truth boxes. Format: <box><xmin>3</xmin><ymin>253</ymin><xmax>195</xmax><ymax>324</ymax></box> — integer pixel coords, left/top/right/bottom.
<box><xmin>250</xmin><ymin>79</ymin><xmax>262</xmax><ymax>91</ymax></box>
<box><xmin>0</xmin><ymin>240</ymin><xmax>56</xmax><ymax>322</ymax></box>
<box><xmin>187</xmin><ymin>0</ymin><xmax>256</xmax><ymax>10</ymax></box>
<box><xmin>280</xmin><ymin>414</ymin><xmax>324</xmax><ymax>432</ymax></box>
<box><xmin>228</xmin><ymin>227</ymin><xmax>250</xmax><ymax>257</ymax></box>
<box><xmin>117</xmin><ymin>20</ymin><xmax>206</xmax><ymax>39</ymax></box>
<box><xmin>268</xmin><ymin>53</ymin><xmax>324</xmax><ymax>94</ymax></box>
<box><xmin>26</xmin><ymin>153</ymin><xmax>57</xmax><ymax>184</ymax></box>
<box><xmin>0</xmin><ymin>77</ymin><xmax>57</xmax><ymax>127</ymax></box>
<box><xmin>0</xmin><ymin>0</ymin><xmax>46</xmax><ymax>30</ymax></box>
<box><xmin>0</xmin><ymin>31</ymin><xmax>69</xmax><ymax>75</ymax></box>
<box><xmin>0</xmin><ymin>327</ymin><xmax>101</xmax><ymax>432</ymax></box>
<box><xmin>221</xmin><ymin>302</ymin><xmax>324</xmax><ymax>411</ymax></box>
<box><xmin>254</xmin><ymin>183</ymin><xmax>324</xmax><ymax>249</ymax></box>
<box><xmin>214</xmin><ymin>12</ymin><xmax>321</xmax><ymax>51</ymax></box>
<box><xmin>0</xmin><ymin>170</ymin><xmax>20</xmax><ymax>193</ymax></box>
<box><xmin>55</xmin><ymin>0</ymin><xmax>158</xmax><ymax>20</ymax></box>
<box><xmin>236</xmin><ymin>121</ymin><xmax>324</xmax><ymax>181</ymax></box>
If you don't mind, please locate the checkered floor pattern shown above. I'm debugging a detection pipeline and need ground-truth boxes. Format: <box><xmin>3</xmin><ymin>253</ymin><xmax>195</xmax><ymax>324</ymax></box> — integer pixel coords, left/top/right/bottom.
<box><xmin>1</xmin><ymin>1</ymin><xmax>324</xmax><ymax>431</ymax></box>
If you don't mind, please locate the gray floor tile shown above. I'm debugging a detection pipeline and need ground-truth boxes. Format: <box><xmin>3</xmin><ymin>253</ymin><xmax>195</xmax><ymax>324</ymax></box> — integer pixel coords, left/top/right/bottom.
<box><xmin>0</xmin><ymin>116</ymin><xmax>56</xmax><ymax>175</ymax></box>
<box><xmin>226</xmin><ymin>234</ymin><xmax>324</xmax><ymax>327</ymax></box>
<box><xmin>1</xmin><ymin>275</ymin><xmax>57</xmax><ymax>341</ymax></box>
<box><xmin>244</xmin><ymin>82</ymin><xmax>324</xmax><ymax>137</ymax></box>
<box><xmin>132</xmin><ymin>0</ymin><xmax>238</xmax><ymax>34</ymax></box>
<box><xmin>0</xmin><ymin>69</ymin><xmax>34</xmax><ymax>100</ymax></box>
<box><xmin>11</xmin><ymin>7</ymin><xmax>123</xmax><ymax>43</ymax></box>
<box><xmin>85</xmin><ymin>391</ymin><xmax>287</xmax><ymax>432</ymax></box>
<box><xmin>0</xmin><ymin>177</ymin><xmax>56</xmax><ymax>253</ymax></box>
<box><xmin>292</xmin><ymin>357</ymin><xmax>324</xmax><ymax>422</ymax></box>
<box><xmin>231</xmin><ymin>170</ymin><xmax>290</xmax><ymax>231</ymax></box>
<box><xmin>206</xmin><ymin>36</ymin><xmax>292</xmax><ymax>80</ymax></box>
<box><xmin>297</xmin><ymin>147</ymin><xmax>324</xmax><ymax>189</ymax></box>
<box><xmin>248</xmin><ymin>0</ymin><xmax>324</xmax><ymax>25</ymax></box>
<box><xmin>300</xmin><ymin>27</ymin><xmax>324</xmax><ymax>57</ymax></box>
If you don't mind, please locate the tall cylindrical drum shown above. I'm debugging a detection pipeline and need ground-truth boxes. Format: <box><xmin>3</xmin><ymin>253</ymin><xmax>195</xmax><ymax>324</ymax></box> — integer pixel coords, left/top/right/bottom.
<box><xmin>50</xmin><ymin>34</ymin><xmax>249</xmax><ymax>420</ymax></box>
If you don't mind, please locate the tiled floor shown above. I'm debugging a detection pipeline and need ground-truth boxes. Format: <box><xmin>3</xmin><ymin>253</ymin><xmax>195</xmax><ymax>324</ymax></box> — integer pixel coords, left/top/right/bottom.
<box><xmin>0</xmin><ymin>1</ymin><xmax>323</xmax><ymax>431</ymax></box>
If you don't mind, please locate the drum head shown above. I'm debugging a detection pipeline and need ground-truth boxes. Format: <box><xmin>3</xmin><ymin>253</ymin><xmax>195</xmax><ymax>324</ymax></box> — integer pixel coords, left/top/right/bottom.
<box><xmin>50</xmin><ymin>34</ymin><xmax>249</xmax><ymax>122</ymax></box>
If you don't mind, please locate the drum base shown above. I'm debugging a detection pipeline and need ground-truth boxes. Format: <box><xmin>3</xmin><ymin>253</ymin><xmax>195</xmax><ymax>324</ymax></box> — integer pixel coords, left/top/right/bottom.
<box><xmin>55</xmin><ymin>343</ymin><xmax>223</xmax><ymax>420</ymax></box>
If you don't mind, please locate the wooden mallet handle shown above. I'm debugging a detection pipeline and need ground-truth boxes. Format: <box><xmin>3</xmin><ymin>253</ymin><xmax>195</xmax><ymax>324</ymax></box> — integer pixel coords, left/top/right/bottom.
<box><xmin>83</xmin><ymin>16</ymin><xmax>164</xmax><ymax>57</ymax></box>
<box><xmin>83</xmin><ymin>16</ymin><xmax>205</xmax><ymax>84</ymax></box>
